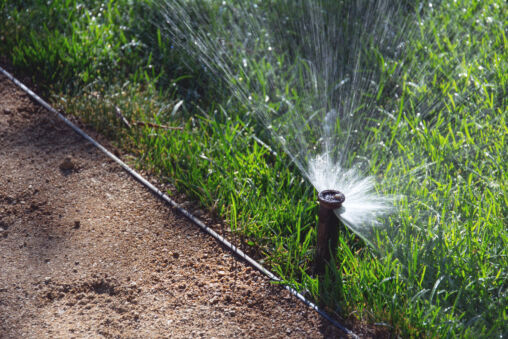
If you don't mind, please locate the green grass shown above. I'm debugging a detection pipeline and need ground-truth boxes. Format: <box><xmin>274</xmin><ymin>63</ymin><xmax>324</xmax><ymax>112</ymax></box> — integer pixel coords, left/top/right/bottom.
<box><xmin>1</xmin><ymin>0</ymin><xmax>506</xmax><ymax>337</ymax></box>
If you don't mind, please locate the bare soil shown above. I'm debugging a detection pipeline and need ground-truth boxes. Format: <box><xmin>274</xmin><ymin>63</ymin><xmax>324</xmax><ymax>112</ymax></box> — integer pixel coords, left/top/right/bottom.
<box><xmin>0</xmin><ymin>72</ymin><xmax>383</xmax><ymax>338</ymax></box>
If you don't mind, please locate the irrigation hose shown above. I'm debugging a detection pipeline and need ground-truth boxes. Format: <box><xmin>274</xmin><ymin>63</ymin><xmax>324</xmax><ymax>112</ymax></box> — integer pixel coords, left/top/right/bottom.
<box><xmin>0</xmin><ymin>66</ymin><xmax>358</xmax><ymax>338</ymax></box>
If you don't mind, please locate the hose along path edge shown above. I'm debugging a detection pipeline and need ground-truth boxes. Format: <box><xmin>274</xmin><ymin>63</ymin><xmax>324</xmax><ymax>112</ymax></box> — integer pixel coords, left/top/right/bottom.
<box><xmin>0</xmin><ymin>66</ymin><xmax>357</xmax><ymax>338</ymax></box>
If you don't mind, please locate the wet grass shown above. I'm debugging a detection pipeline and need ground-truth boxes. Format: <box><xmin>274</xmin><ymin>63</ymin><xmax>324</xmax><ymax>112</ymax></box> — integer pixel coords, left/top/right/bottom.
<box><xmin>1</xmin><ymin>0</ymin><xmax>506</xmax><ymax>337</ymax></box>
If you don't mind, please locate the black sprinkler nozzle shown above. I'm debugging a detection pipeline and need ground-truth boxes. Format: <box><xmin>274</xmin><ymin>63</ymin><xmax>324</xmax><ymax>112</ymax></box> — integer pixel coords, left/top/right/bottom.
<box><xmin>315</xmin><ymin>189</ymin><xmax>345</xmax><ymax>275</ymax></box>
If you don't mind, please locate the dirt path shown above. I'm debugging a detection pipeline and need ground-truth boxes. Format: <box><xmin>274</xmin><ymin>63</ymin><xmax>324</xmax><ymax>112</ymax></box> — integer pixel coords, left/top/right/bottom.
<box><xmin>0</xmin><ymin>73</ymin><xmax>357</xmax><ymax>338</ymax></box>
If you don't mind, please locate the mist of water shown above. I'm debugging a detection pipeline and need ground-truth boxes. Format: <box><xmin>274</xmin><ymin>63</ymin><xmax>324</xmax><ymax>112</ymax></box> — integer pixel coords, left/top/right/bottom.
<box><xmin>156</xmin><ymin>0</ymin><xmax>428</xmax><ymax>244</ymax></box>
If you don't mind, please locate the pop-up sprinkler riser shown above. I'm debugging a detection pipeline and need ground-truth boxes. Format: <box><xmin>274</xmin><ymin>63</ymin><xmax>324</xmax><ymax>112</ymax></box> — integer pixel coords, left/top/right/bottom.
<box><xmin>315</xmin><ymin>189</ymin><xmax>345</xmax><ymax>275</ymax></box>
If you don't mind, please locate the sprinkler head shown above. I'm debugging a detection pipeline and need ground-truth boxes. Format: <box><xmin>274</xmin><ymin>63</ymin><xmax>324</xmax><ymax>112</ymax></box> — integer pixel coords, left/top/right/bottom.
<box><xmin>318</xmin><ymin>189</ymin><xmax>345</xmax><ymax>210</ymax></box>
<box><xmin>314</xmin><ymin>189</ymin><xmax>345</xmax><ymax>276</ymax></box>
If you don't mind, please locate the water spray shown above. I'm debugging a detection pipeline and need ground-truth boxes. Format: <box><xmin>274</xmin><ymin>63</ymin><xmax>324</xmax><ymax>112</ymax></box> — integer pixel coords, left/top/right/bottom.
<box><xmin>315</xmin><ymin>189</ymin><xmax>345</xmax><ymax>275</ymax></box>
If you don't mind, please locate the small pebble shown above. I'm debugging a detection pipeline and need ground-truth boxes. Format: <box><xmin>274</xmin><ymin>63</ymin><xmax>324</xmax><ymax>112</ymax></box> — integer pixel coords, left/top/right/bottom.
<box><xmin>59</xmin><ymin>157</ymin><xmax>75</xmax><ymax>171</ymax></box>
<box><xmin>193</xmin><ymin>209</ymin><xmax>205</xmax><ymax>217</ymax></box>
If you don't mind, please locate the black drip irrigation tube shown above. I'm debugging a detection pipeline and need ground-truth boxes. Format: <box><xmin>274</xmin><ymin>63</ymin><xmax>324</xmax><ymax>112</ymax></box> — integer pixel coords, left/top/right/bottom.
<box><xmin>0</xmin><ymin>66</ymin><xmax>358</xmax><ymax>338</ymax></box>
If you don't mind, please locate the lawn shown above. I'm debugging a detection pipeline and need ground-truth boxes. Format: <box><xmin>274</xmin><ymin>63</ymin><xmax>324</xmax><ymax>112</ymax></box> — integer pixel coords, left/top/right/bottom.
<box><xmin>1</xmin><ymin>0</ymin><xmax>506</xmax><ymax>337</ymax></box>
